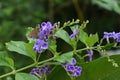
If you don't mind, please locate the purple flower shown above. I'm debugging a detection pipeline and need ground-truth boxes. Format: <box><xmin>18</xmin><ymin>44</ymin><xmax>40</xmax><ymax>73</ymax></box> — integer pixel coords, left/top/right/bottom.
<box><xmin>41</xmin><ymin>22</ymin><xmax>53</xmax><ymax>31</ymax></box>
<box><xmin>33</xmin><ymin>39</ymin><xmax>48</xmax><ymax>53</ymax></box>
<box><xmin>41</xmin><ymin>22</ymin><xmax>48</xmax><ymax>31</ymax></box>
<box><xmin>87</xmin><ymin>50</ymin><xmax>93</xmax><ymax>61</ymax></box>
<box><xmin>64</xmin><ymin>64</ymin><xmax>82</xmax><ymax>77</ymax></box>
<box><xmin>63</xmin><ymin>58</ymin><xmax>82</xmax><ymax>77</ymax></box>
<box><xmin>46</xmin><ymin>22</ymin><xmax>53</xmax><ymax>30</ymax></box>
<box><xmin>70</xmin><ymin>29</ymin><xmax>78</xmax><ymax>39</ymax></box>
<box><xmin>30</xmin><ymin>68</ymin><xmax>40</xmax><ymax>76</ymax></box>
<box><xmin>103</xmin><ymin>32</ymin><xmax>120</xmax><ymax>43</ymax></box>
<box><xmin>33</xmin><ymin>21</ymin><xmax>59</xmax><ymax>53</ymax></box>
<box><xmin>116</xmin><ymin>32</ymin><xmax>120</xmax><ymax>42</ymax></box>
<box><xmin>65</xmin><ymin>64</ymin><xmax>75</xmax><ymax>72</ymax></box>
<box><xmin>103</xmin><ymin>32</ymin><xmax>116</xmax><ymax>39</ymax></box>
<box><xmin>63</xmin><ymin>58</ymin><xmax>76</xmax><ymax>66</ymax></box>
<box><xmin>71</xmin><ymin>58</ymin><xmax>76</xmax><ymax>65</ymax></box>
<box><xmin>30</xmin><ymin>66</ymin><xmax>50</xmax><ymax>77</ymax></box>
<box><xmin>39</xmin><ymin>21</ymin><xmax>54</xmax><ymax>41</ymax></box>
<box><xmin>40</xmin><ymin>66</ymin><xmax>50</xmax><ymax>75</ymax></box>
<box><xmin>72</xmin><ymin>66</ymin><xmax>82</xmax><ymax>77</ymax></box>
<box><xmin>39</xmin><ymin>30</ymin><xmax>47</xmax><ymax>39</ymax></box>
<box><xmin>41</xmin><ymin>22</ymin><xmax>46</xmax><ymax>28</ymax></box>
<box><xmin>33</xmin><ymin>44</ymin><xmax>42</xmax><ymax>53</ymax></box>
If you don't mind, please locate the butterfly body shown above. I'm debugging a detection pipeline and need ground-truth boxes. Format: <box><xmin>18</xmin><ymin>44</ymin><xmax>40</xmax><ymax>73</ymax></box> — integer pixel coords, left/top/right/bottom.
<box><xmin>28</xmin><ymin>24</ymin><xmax>40</xmax><ymax>38</ymax></box>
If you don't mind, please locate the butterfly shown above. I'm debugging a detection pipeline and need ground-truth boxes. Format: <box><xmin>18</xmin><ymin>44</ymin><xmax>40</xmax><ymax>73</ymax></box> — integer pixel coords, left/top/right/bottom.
<box><xmin>28</xmin><ymin>24</ymin><xmax>40</xmax><ymax>38</ymax></box>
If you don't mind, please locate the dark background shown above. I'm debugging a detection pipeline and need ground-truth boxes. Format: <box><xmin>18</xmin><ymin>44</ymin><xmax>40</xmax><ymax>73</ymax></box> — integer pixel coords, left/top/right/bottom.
<box><xmin>0</xmin><ymin>0</ymin><xmax>120</xmax><ymax>44</ymax></box>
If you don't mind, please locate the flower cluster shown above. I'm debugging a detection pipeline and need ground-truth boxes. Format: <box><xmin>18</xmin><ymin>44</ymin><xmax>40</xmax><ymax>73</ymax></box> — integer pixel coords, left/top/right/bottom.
<box><xmin>33</xmin><ymin>39</ymin><xmax>48</xmax><ymax>53</ymax></box>
<box><xmin>40</xmin><ymin>65</ymin><xmax>50</xmax><ymax>75</ymax></box>
<box><xmin>103</xmin><ymin>32</ymin><xmax>120</xmax><ymax>42</ymax></box>
<box><xmin>63</xmin><ymin>58</ymin><xmax>82</xmax><ymax>77</ymax></box>
<box><xmin>33</xmin><ymin>22</ymin><xmax>58</xmax><ymax>53</ymax></box>
<box><xmin>30</xmin><ymin>66</ymin><xmax>50</xmax><ymax>77</ymax></box>
<box><xmin>29</xmin><ymin>68</ymin><xmax>40</xmax><ymax>76</ymax></box>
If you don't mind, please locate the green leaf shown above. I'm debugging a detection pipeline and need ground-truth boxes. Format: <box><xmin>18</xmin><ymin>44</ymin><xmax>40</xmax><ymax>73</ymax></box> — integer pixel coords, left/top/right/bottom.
<box><xmin>54</xmin><ymin>51</ymin><xmax>73</xmax><ymax>63</ymax></box>
<box><xmin>79</xmin><ymin>29</ymin><xmax>88</xmax><ymax>45</ymax></box>
<box><xmin>103</xmin><ymin>43</ymin><xmax>114</xmax><ymax>50</ymax></box>
<box><xmin>70</xmin><ymin>25</ymin><xmax>78</xmax><ymax>32</ymax></box>
<box><xmin>48</xmin><ymin>39</ymin><xmax>57</xmax><ymax>55</ymax></box>
<box><xmin>26</xmin><ymin>42</ymin><xmax>37</xmax><ymax>61</ymax></box>
<box><xmin>55</xmin><ymin>29</ymin><xmax>71</xmax><ymax>45</ymax></box>
<box><xmin>6</xmin><ymin>41</ymin><xmax>33</xmax><ymax>59</ymax></box>
<box><xmin>92</xmin><ymin>0</ymin><xmax>120</xmax><ymax>14</ymax></box>
<box><xmin>85</xmin><ymin>33</ymin><xmax>99</xmax><ymax>47</ymax></box>
<box><xmin>79</xmin><ymin>32</ymin><xmax>99</xmax><ymax>47</ymax></box>
<box><xmin>5</xmin><ymin>57</ymin><xmax>14</xmax><ymax>67</ymax></box>
<box><xmin>15</xmin><ymin>73</ymin><xmax>39</xmax><ymax>80</ymax></box>
<box><xmin>0</xmin><ymin>51</ymin><xmax>8</xmax><ymax>57</ymax></box>
<box><xmin>48</xmin><ymin>66</ymin><xmax>70</xmax><ymax>80</ymax></box>
<box><xmin>0</xmin><ymin>51</ymin><xmax>14</xmax><ymax>69</ymax></box>
<box><xmin>78</xmin><ymin>54</ymin><xmax>120</xmax><ymax>80</ymax></box>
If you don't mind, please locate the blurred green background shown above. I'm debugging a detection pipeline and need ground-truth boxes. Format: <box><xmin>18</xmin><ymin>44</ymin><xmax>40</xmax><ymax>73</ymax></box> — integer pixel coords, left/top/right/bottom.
<box><xmin>1</xmin><ymin>0</ymin><xmax>120</xmax><ymax>48</ymax></box>
<box><xmin>0</xmin><ymin>0</ymin><xmax>120</xmax><ymax>48</ymax></box>
<box><xmin>0</xmin><ymin>0</ymin><xmax>120</xmax><ymax>79</ymax></box>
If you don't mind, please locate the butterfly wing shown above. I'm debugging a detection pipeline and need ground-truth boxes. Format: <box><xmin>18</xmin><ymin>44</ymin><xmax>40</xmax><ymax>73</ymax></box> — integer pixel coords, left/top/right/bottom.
<box><xmin>28</xmin><ymin>24</ymin><xmax>40</xmax><ymax>38</ymax></box>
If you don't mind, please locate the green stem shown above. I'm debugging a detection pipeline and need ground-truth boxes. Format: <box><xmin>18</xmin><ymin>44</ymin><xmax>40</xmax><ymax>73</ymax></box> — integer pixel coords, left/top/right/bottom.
<box><xmin>73</xmin><ymin>44</ymin><xmax>77</xmax><ymax>54</ymax></box>
<box><xmin>106</xmin><ymin>38</ymin><xmax>110</xmax><ymax>44</ymax></box>
<box><xmin>0</xmin><ymin>57</ymin><xmax>56</xmax><ymax>79</ymax></box>
<box><xmin>75</xmin><ymin>53</ymin><xmax>82</xmax><ymax>60</ymax></box>
<box><xmin>0</xmin><ymin>71</ymin><xmax>14</xmax><ymax>79</ymax></box>
<box><xmin>76</xmin><ymin>46</ymin><xmax>102</xmax><ymax>53</ymax></box>
<box><xmin>64</xmin><ymin>67</ymin><xmax>74</xmax><ymax>80</ymax></box>
<box><xmin>0</xmin><ymin>45</ymin><xmax>104</xmax><ymax>79</ymax></box>
<box><xmin>37</xmin><ymin>53</ymin><xmax>41</xmax><ymax>62</ymax></box>
<box><xmin>50</xmin><ymin>65</ymin><xmax>57</xmax><ymax>73</ymax></box>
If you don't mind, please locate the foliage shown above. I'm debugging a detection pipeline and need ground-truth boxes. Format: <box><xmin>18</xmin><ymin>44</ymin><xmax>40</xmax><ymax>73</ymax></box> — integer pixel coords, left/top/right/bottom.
<box><xmin>0</xmin><ymin>0</ymin><xmax>120</xmax><ymax>80</ymax></box>
<box><xmin>92</xmin><ymin>0</ymin><xmax>120</xmax><ymax>14</ymax></box>
<box><xmin>0</xmin><ymin>19</ymin><xmax>120</xmax><ymax>80</ymax></box>
<box><xmin>0</xmin><ymin>0</ymin><xmax>47</xmax><ymax>50</ymax></box>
